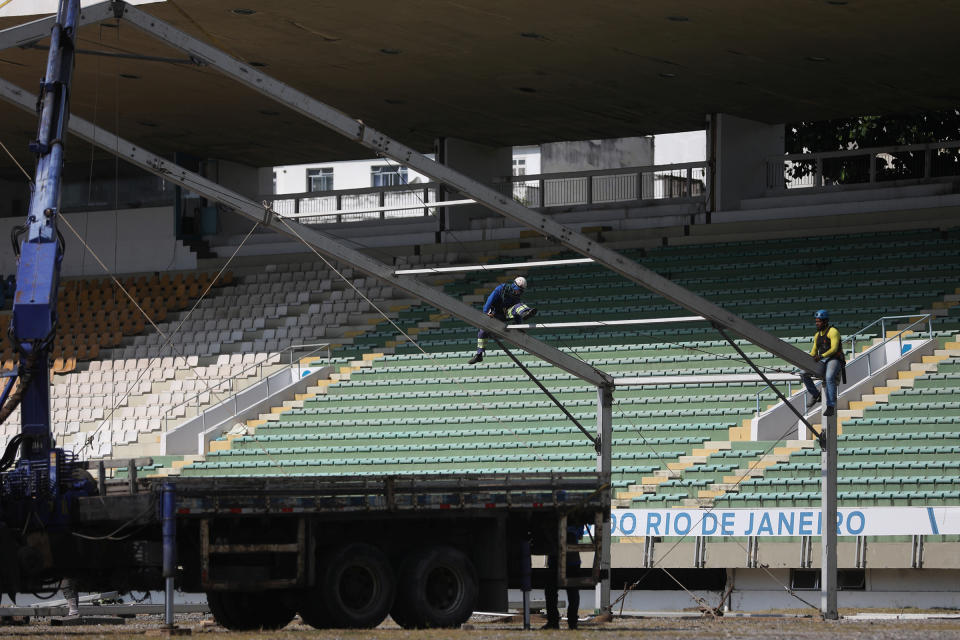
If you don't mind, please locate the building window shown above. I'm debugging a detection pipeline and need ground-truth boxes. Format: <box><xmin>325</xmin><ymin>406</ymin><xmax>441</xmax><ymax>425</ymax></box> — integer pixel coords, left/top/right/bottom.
<box><xmin>513</xmin><ymin>158</ymin><xmax>527</xmax><ymax>176</ymax></box>
<box><xmin>371</xmin><ymin>165</ymin><xmax>407</xmax><ymax>187</ymax></box>
<box><xmin>307</xmin><ymin>167</ymin><xmax>334</xmax><ymax>192</ymax></box>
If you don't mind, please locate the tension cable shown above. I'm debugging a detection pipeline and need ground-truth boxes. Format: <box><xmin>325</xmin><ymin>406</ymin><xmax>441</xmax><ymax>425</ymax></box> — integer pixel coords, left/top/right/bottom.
<box><xmin>492</xmin><ymin>336</ymin><xmax>599</xmax><ymax>452</ymax></box>
<box><xmin>714</xmin><ymin>324</ymin><xmax>824</xmax><ymax>447</ymax></box>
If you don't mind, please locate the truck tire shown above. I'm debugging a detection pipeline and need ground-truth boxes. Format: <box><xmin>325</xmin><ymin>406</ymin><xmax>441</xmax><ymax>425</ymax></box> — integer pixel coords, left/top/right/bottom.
<box><xmin>207</xmin><ymin>591</ymin><xmax>295</xmax><ymax>630</ymax></box>
<box><xmin>390</xmin><ymin>546</ymin><xmax>478</xmax><ymax>628</ymax></box>
<box><xmin>301</xmin><ymin>543</ymin><xmax>395</xmax><ymax>628</ymax></box>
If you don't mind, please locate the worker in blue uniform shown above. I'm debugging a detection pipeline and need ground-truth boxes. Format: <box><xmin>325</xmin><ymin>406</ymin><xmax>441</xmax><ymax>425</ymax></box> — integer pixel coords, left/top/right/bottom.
<box><xmin>468</xmin><ymin>276</ymin><xmax>536</xmax><ymax>364</ymax></box>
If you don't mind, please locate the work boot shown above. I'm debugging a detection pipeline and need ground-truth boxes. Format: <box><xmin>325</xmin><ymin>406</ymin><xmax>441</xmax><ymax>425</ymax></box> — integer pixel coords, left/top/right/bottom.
<box><xmin>823</xmin><ymin>406</ymin><xmax>835</xmax><ymax>417</ymax></box>
<box><xmin>468</xmin><ymin>351</ymin><xmax>484</xmax><ymax>365</ymax></box>
<box><xmin>541</xmin><ymin>620</ymin><xmax>560</xmax><ymax>630</ymax></box>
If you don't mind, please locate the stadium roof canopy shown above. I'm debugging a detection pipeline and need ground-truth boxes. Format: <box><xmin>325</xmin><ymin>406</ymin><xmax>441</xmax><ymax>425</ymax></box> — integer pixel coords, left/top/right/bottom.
<box><xmin>0</xmin><ymin>0</ymin><xmax>958</xmax><ymax>170</ymax></box>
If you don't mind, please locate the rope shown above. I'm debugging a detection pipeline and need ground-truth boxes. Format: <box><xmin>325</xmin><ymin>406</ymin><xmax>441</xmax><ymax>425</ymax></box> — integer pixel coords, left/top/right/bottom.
<box><xmin>59</xmin><ymin>216</ymin><xmax>258</xmax><ymax>456</ymax></box>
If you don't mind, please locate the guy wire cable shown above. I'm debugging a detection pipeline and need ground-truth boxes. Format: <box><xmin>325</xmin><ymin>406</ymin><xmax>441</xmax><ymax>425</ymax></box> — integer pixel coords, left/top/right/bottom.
<box><xmin>65</xmin><ymin>218</ymin><xmax>259</xmax><ymax>455</ymax></box>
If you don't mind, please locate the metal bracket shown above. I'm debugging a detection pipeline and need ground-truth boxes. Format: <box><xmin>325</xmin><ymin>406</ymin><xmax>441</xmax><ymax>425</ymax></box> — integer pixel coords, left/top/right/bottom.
<box><xmin>855</xmin><ymin>535</ymin><xmax>867</xmax><ymax>569</ymax></box>
<box><xmin>746</xmin><ymin>536</ymin><xmax>759</xmax><ymax>568</ymax></box>
<box><xmin>911</xmin><ymin>534</ymin><xmax>924</xmax><ymax>568</ymax></box>
<box><xmin>260</xmin><ymin>201</ymin><xmax>274</xmax><ymax>227</ymax></box>
<box><xmin>111</xmin><ymin>0</ymin><xmax>127</xmax><ymax>20</ymax></box>
<box><xmin>800</xmin><ymin>535</ymin><xmax>813</xmax><ymax>568</ymax></box>
<box><xmin>694</xmin><ymin>535</ymin><xmax>707</xmax><ymax>568</ymax></box>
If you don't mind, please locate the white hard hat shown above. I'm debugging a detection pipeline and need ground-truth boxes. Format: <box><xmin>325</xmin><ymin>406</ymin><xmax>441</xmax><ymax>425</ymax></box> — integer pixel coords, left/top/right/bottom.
<box><xmin>513</xmin><ymin>276</ymin><xmax>527</xmax><ymax>291</ymax></box>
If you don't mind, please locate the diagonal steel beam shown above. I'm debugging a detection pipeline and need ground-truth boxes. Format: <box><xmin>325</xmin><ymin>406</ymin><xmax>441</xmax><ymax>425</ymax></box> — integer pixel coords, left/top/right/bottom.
<box><xmin>115</xmin><ymin>1</ymin><xmax>823</xmax><ymax>378</ymax></box>
<box><xmin>0</xmin><ymin>0</ymin><xmax>115</xmax><ymax>52</ymax></box>
<box><xmin>0</xmin><ymin>76</ymin><xmax>611</xmax><ymax>388</ymax></box>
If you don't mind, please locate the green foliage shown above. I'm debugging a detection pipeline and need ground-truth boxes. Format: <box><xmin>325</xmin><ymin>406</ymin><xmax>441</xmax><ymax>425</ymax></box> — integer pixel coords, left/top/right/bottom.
<box><xmin>784</xmin><ymin>109</ymin><xmax>960</xmax><ymax>185</ymax></box>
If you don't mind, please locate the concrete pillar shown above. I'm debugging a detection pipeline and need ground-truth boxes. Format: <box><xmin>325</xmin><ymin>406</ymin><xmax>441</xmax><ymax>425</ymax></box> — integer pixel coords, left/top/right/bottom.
<box><xmin>435</xmin><ymin>137</ymin><xmax>512</xmax><ymax>231</ymax></box>
<box><xmin>709</xmin><ymin>113</ymin><xmax>784</xmax><ymax>211</ymax></box>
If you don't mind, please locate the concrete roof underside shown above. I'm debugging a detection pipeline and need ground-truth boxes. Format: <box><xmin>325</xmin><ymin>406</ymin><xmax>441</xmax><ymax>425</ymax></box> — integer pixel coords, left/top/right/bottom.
<box><xmin>1</xmin><ymin>0</ymin><xmax>959</xmax><ymax>173</ymax></box>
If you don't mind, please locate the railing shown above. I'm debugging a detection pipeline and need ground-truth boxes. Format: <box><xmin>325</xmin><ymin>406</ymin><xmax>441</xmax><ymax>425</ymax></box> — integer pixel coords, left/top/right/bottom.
<box><xmin>753</xmin><ymin>314</ymin><xmax>933</xmax><ymax>418</ymax></box>
<box><xmin>766</xmin><ymin>140</ymin><xmax>960</xmax><ymax>191</ymax></box>
<box><xmin>161</xmin><ymin>342</ymin><xmax>331</xmax><ymax>435</ymax></box>
<box><xmin>262</xmin><ymin>160</ymin><xmax>709</xmax><ymax>224</ymax></box>
<box><xmin>268</xmin><ymin>183</ymin><xmax>441</xmax><ymax>224</ymax></box>
<box><xmin>496</xmin><ymin>161</ymin><xmax>708</xmax><ymax>208</ymax></box>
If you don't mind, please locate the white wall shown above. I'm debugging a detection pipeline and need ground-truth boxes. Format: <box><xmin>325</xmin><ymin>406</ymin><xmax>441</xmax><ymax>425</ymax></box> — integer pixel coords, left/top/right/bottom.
<box><xmin>0</xmin><ymin>0</ymin><xmax>160</xmax><ymax>17</ymax></box>
<box><xmin>654</xmin><ymin>130</ymin><xmax>707</xmax><ymax>165</ymax></box>
<box><xmin>1</xmin><ymin>207</ymin><xmax>195</xmax><ymax>277</ymax></box>
<box><xmin>513</xmin><ymin>145</ymin><xmax>541</xmax><ymax>176</ymax></box>
<box><xmin>273</xmin><ymin>158</ymin><xmax>431</xmax><ymax>195</ymax></box>
<box><xmin>541</xmin><ymin>136</ymin><xmax>654</xmax><ymax>173</ymax></box>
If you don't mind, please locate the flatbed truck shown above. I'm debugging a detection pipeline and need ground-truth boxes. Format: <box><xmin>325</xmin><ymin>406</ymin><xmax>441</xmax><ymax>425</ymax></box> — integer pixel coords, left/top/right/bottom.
<box><xmin>3</xmin><ymin>470</ymin><xmax>606</xmax><ymax>629</ymax></box>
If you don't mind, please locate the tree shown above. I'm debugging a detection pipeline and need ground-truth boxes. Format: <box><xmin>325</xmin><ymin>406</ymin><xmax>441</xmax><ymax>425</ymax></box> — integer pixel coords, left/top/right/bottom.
<box><xmin>784</xmin><ymin>109</ymin><xmax>960</xmax><ymax>185</ymax></box>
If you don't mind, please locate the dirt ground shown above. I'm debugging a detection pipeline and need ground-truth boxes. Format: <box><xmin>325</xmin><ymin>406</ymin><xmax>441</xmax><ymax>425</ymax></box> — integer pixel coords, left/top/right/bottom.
<box><xmin>3</xmin><ymin>611</ymin><xmax>960</xmax><ymax>640</ymax></box>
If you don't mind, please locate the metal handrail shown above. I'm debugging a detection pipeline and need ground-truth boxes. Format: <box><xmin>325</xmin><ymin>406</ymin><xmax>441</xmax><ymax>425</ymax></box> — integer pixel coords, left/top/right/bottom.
<box><xmin>260</xmin><ymin>160</ymin><xmax>711</xmax><ymax>223</ymax></box>
<box><xmin>495</xmin><ymin>160</ymin><xmax>710</xmax><ymax>183</ymax></box>
<box><xmin>263</xmin><ymin>181</ymin><xmax>441</xmax><ymax>201</ymax></box>
<box><xmin>770</xmin><ymin>140</ymin><xmax>960</xmax><ymax>164</ymax></box>
<box><xmin>753</xmin><ymin>314</ymin><xmax>933</xmax><ymax>414</ymax></box>
<box><xmin>161</xmin><ymin>342</ymin><xmax>331</xmax><ymax>434</ymax></box>
<box><xmin>766</xmin><ymin>139</ymin><xmax>960</xmax><ymax>190</ymax></box>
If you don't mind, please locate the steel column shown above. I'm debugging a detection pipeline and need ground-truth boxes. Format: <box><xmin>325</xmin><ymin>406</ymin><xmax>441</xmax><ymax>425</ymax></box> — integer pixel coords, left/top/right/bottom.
<box><xmin>114</xmin><ymin>1</ymin><xmax>821</xmax><ymax>378</ymax></box>
<box><xmin>820</xmin><ymin>411</ymin><xmax>838</xmax><ymax>619</ymax></box>
<box><xmin>595</xmin><ymin>385</ymin><xmax>612</xmax><ymax>613</ymax></box>
<box><xmin>161</xmin><ymin>482</ymin><xmax>177</xmax><ymax>628</ymax></box>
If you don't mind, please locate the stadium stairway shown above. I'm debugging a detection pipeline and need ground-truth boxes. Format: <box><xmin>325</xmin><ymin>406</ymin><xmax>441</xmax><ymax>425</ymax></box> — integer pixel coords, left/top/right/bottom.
<box><xmin>621</xmin><ymin>330</ymin><xmax>960</xmax><ymax>509</ymax></box>
<box><xmin>156</xmin><ymin>351</ymin><xmax>388</xmax><ymax>476</ymax></box>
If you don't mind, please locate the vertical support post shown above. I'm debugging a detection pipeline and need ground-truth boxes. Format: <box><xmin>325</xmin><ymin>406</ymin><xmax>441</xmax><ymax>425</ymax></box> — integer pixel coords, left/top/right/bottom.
<box><xmin>520</xmin><ymin>538</ymin><xmax>532</xmax><ymax>630</ymax></box>
<box><xmin>162</xmin><ymin>482</ymin><xmax>177</xmax><ymax>628</ymax></box>
<box><xmin>128</xmin><ymin>458</ymin><xmax>137</xmax><ymax>494</ymax></box>
<box><xmin>595</xmin><ymin>385</ymin><xmax>613</xmax><ymax>614</ymax></box>
<box><xmin>820</xmin><ymin>411</ymin><xmax>838</xmax><ymax>619</ymax></box>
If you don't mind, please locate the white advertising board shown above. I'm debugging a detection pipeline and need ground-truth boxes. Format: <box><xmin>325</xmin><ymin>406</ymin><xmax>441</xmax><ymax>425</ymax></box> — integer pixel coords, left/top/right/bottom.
<box><xmin>610</xmin><ymin>507</ymin><xmax>960</xmax><ymax>537</ymax></box>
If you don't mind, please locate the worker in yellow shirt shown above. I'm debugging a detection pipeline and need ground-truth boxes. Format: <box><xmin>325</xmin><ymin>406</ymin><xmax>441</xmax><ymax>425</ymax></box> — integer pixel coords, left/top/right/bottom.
<box><xmin>801</xmin><ymin>309</ymin><xmax>845</xmax><ymax>416</ymax></box>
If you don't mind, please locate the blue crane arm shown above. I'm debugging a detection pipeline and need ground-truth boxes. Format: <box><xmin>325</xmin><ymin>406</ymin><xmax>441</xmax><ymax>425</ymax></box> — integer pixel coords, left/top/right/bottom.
<box><xmin>5</xmin><ymin>0</ymin><xmax>80</xmax><ymax>464</ymax></box>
